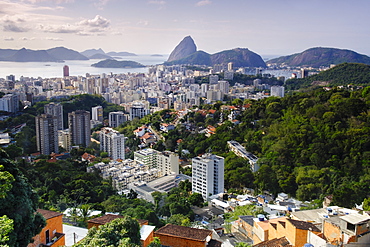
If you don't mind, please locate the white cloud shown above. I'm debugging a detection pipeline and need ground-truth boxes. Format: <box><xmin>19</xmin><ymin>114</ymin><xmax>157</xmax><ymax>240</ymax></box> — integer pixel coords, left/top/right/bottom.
<box><xmin>196</xmin><ymin>0</ymin><xmax>211</xmax><ymax>6</ymax></box>
<box><xmin>78</xmin><ymin>15</ymin><xmax>110</xmax><ymax>29</ymax></box>
<box><xmin>4</xmin><ymin>37</ymin><xmax>14</xmax><ymax>41</ymax></box>
<box><xmin>39</xmin><ymin>24</ymin><xmax>80</xmax><ymax>33</ymax></box>
<box><xmin>23</xmin><ymin>0</ymin><xmax>74</xmax><ymax>3</ymax></box>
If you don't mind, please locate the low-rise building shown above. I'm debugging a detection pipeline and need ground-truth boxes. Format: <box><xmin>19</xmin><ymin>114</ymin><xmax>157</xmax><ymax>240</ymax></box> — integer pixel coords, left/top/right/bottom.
<box><xmin>28</xmin><ymin>209</ymin><xmax>65</xmax><ymax>247</ymax></box>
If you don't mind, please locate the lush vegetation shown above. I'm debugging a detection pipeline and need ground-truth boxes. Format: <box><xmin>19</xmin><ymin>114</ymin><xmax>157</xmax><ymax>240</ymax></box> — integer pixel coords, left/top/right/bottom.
<box><xmin>0</xmin><ymin>149</ymin><xmax>45</xmax><ymax>247</ymax></box>
<box><xmin>131</xmin><ymin>87</ymin><xmax>370</xmax><ymax>208</ymax></box>
<box><xmin>286</xmin><ymin>63</ymin><xmax>370</xmax><ymax>90</ymax></box>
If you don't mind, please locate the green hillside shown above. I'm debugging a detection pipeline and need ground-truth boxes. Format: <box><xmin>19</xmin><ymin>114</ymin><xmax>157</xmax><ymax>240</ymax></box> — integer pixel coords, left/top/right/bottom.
<box><xmin>285</xmin><ymin>63</ymin><xmax>370</xmax><ymax>90</ymax></box>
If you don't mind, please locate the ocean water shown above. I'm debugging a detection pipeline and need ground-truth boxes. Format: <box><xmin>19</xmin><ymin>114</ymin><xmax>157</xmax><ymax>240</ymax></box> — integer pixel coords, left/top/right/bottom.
<box><xmin>0</xmin><ymin>54</ymin><xmax>168</xmax><ymax>80</ymax></box>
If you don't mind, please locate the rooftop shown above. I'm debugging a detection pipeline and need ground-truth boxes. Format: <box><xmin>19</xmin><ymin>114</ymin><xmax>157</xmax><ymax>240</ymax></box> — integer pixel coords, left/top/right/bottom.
<box><xmin>253</xmin><ymin>236</ymin><xmax>292</xmax><ymax>247</ymax></box>
<box><xmin>155</xmin><ymin>224</ymin><xmax>212</xmax><ymax>241</ymax></box>
<box><xmin>287</xmin><ymin>218</ymin><xmax>320</xmax><ymax>232</ymax></box>
<box><xmin>37</xmin><ymin>209</ymin><xmax>63</xmax><ymax>220</ymax></box>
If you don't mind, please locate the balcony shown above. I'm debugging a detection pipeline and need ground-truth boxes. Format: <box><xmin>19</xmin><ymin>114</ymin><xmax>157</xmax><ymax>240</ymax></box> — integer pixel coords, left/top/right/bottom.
<box><xmin>40</xmin><ymin>232</ymin><xmax>65</xmax><ymax>247</ymax></box>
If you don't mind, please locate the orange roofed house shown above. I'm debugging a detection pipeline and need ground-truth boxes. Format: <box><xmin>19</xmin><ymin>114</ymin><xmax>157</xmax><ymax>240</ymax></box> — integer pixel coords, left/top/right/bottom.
<box><xmin>154</xmin><ymin>224</ymin><xmax>222</xmax><ymax>247</ymax></box>
<box><xmin>28</xmin><ymin>209</ymin><xmax>65</xmax><ymax>247</ymax></box>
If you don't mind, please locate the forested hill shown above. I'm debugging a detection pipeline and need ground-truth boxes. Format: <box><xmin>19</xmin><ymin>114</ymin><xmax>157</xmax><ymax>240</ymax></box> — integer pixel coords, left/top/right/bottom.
<box><xmin>152</xmin><ymin>87</ymin><xmax>370</xmax><ymax>208</ymax></box>
<box><xmin>285</xmin><ymin>63</ymin><xmax>370</xmax><ymax>90</ymax></box>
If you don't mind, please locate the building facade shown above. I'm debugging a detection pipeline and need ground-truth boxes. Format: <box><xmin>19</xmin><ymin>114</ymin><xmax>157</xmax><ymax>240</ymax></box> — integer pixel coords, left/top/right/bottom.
<box><xmin>44</xmin><ymin>102</ymin><xmax>64</xmax><ymax>130</ymax></box>
<box><xmin>134</xmin><ymin>148</ymin><xmax>179</xmax><ymax>176</ymax></box>
<box><xmin>270</xmin><ymin>86</ymin><xmax>285</xmax><ymax>97</ymax></box>
<box><xmin>192</xmin><ymin>153</ymin><xmax>224</xmax><ymax>199</ymax></box>
<box><xmin>68</xmin><ymin>110</ymin><xmax>91</xmax><ymax>147</ymax></box>
<box><xmin>0</xmin><ymin>94</ymin><xmax>19</xmax><ymax>113</ymax></box>
<box><xmin>109</xmin><ymin>111</ymin><xmax>128</xmax><ymax>128</ymax></box>
<box><xmin>92</xmin><ymin>105</ymin><xmax>104</xmax><ymax>122</ymax></box>
<box><xmin>36</xmin><ymin>114</ymin><xmax>59</xmax><ymax>155</ymax></box>
<box><xmin>100</xmin><ymin>127</ymin><xmax>125</xmax><ymax>160</ymax></box>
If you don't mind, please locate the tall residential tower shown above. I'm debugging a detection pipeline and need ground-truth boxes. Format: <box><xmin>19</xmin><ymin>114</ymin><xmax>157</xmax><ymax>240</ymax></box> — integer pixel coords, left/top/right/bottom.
<box><xmin>68</xmin><ymin>110</ymin><xmax>91</xmax><ymax>147</ymax></box>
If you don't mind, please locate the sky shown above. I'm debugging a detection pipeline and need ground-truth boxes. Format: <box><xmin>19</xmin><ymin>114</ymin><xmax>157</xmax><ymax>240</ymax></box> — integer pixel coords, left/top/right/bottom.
<box><xmin>0</xmin><ymin>0</ymin><xmax>370</xmax><ymax>57</ymax></box>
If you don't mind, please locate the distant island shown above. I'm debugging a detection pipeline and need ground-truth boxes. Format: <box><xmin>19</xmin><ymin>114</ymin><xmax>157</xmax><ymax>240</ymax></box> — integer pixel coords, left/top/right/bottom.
<box><xmin>91</xmin><ymin>59</ymin><xmax>145</xmax><ymax>68</ymax></box>
<box><xmin>151</xmin><ymin>54</ymin><xmax>163</xmax><ymax>57</ymax></box>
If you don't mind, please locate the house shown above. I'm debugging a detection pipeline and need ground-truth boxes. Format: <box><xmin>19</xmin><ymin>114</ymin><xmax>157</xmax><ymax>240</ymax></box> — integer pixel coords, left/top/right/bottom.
<box><xmin>233</xmin><ymin>215</ymin><xmax>254</xmax><ymax>240</ymax></box>
<box><xmin>253</xmin><ymin>236</ymin><xmax>292</xmax><ymax>247</ymax></box>
<box><xmin>28</xmin><ymin>209</ymin><xmax>65</xmax><ymax>247</ymax></box>
<box><xmin>253</xmin><ymin>217</ymin><xmax>321</xmax><ymax>247</ymax></box>
<box><xmin>87</xmin><ymin>214</ymin><xmax>153</xmax><ymax>247</ymax></box>
<box><xmin>134</xmin><ymin>125</ymin><xmax>149</xmax><ymax>137</ymax></box>
<box><xmin>154</xmin><ymin>224</ymin><xmax>221</xmax><ymax>247</ymax></box>
<box><xmin>323</xmin><ymin>213</ymin><xmax>370</xmax><ymax>246</ymax></box>
<box><xmin>81</xmin><ymin>152</ymin><xmax>96</xmax><ymax>163</ymax></box>
<box><xmin>140</xmin><ymin>132</ymin><xmax>157</xmax><ymax>145</ymax></box>
<box><xmin>160</xmin><ymin>123</ymin><xmax>175</xmax><ymax>132</ymax></box>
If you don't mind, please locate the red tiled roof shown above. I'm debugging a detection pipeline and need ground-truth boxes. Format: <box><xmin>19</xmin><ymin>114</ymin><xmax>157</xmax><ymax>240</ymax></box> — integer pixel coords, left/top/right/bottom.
<box><xmin>37</xmin><ymin>209</ymin><xmax>63</xmax><ymax>220</ymax></box>
<box><xmin>155</xmin><ymin>224</ymin><xmax>212</xmax><ymax>241</ymax></box>
<box><xmin>253</xmin><ymin>236</ymin><xmax>292</xmax><ymax>247</ymax></box>
<box><xmin>88</xmin><ymin>214</ymin><xmax>124</xmax><ymax>225</ymax></box>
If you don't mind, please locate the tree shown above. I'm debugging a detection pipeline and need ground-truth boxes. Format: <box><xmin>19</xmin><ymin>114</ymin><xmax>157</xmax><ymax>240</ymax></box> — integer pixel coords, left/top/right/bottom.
<box><xmin>0</xmin><ymin>149</ymin><xmax>45</xmax><ymax>247</ymax></box>
<box><xmin>148</xmin><ymin>237</ymin><xmax>161</xmax><ymax>247</ymax></box>
<box><xmin>168</xmin><ymin>214</ymin><xmax>191</xmax><ymax>227</ymax></box>
<box><xmin>73</xmin><ymin>216</ymin><xmax>141</xmax><ymax>247</ymax></box>
<box><xmin>235</xmin><ymin>242</ymin><xmax>252</xmax><ymax>247</ymax></box>
<box><xmin>188</xmin><ymin>193</ymin><xmax>204</xmax><ymax>207</ymax></box>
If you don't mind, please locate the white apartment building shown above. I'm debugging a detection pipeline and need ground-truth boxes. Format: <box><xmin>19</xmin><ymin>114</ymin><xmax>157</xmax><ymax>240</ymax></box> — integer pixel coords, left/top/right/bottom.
<box><xmin>0</xmin><ymin>94</ymin><xmax>19</xmax><ymax>113</ymax></box>
<box><xmin>44</xmin><ymin>102</ymin><xmax>64</xmax><ymax>130</ymax></box>
<box><xmin>192</xmin><ymin>153</ymin><xmax>224</xmax><ymax>199</ymax></box>
<box><xmin>270</xmin><ymin>86</ymin><xmax>285</xmax><ymax>97</ymax></box>
<box><xmin>100</xmin><ymin>127</ymin><xmax>125</xmax><ymax>161</ymax></box>
<box><xmin>227</xmin><ymin>140</ymin><xmax>259</xmax><ymax>172</ymax></box>
<box><xmin>58</xmin><ymin>129</ymin><xmax>70</xmax><ymax>150</ymax></box>
<box><xmin>92</xmin><ymin>105</ymin><xmax>103</xmax><ymax>122</ymax></box>
<box><xmin>134</xmin><ymin>148</ymin><xmax>179</xmax><ymax>176</ymax></box>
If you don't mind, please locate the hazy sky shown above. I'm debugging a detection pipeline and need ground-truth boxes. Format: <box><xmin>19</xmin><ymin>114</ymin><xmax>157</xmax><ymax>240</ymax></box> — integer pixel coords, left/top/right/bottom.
<box><xmin>1</xmin><ymin>0</ymin><xmax>370</xmax><ymax>56</ymax></box>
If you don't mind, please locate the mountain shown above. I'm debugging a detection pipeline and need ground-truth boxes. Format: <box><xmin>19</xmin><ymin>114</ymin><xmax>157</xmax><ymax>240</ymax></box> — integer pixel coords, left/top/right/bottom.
<box><xmin>165</xmin><ymin>48</ymin><xmax>266</xmax><ymax>68</ymax></box>
<box><xmin>3</xmin><ymin>48</ymin><xmax>61</xmax><ymax>62</ymax></box>
<box><xmin>267</xmin><ymin>47</ymin><xmax>370</xmax><ymax>67</ymax></box>
<box><xmin>106</xmin><ymin>51</ymin><xmax>137</xmax><ymax>56</ymax></box>
<box><xmin>88</xmin><ymin>53</ymin><xmax>112</xmax><ymax>59</ymax></box>
<box><xmin>165</xmin><ymin>36</ymin><xmax>266</xmax><ymax>67</ymax></box>
<box><xmin>81</xmin><ymin>48</ymin><xmax>105</xmax><ymax>57</ymax></box>
<box><xmin>0</xmin><ymin>49</ymin><xmax>18</xmax><ymax>59</ymax></box>
<box><xmin>165</xmin><ymin>51</ymin><xmax>211</xmax><ymax>66</ymax></box>
<box><xmin>285</xmin><ymin>63</ymin><xmax>370</xmax><ymax>90</ymax></box>
<box><xmin>167</xmin><ymin>36</ymin><xmax>197</xmax><ymax>62</ymax></box>
<box><xmin>91</xmin><ymin>59</ymin><xmax>145</xmax><ymax>68</ymax></box>
<box><xmin>211</xmin><ymin>48</ymin><xmax>266</xmax><ymax>68</ymax></box>
<box><xmin>47</xmin><ymin>47</ymin><xmax>88</xmax><ymax>60</ymax></box>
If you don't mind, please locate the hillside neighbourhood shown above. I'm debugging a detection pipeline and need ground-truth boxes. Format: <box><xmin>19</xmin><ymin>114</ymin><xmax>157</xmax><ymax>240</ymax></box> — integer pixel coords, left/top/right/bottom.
<box><xmin>1</xmin><ymin>57</ymin><xmax>370</xmax><ymax>247</ymax></box>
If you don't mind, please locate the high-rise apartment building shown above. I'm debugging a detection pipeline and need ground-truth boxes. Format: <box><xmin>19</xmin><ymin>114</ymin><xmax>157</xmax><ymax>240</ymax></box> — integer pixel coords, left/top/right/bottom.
<box><xmin>63</xmin><ymin>65</ymin><xmax>69</xmax><ymax>77</ymax></box>
<box><xmin>109</xmin><ymin>111</ymin><xmax>128</xmax><ymax>128</ymax></box>
<box><xmin>35</xmin><ymin>114</ymin><xmax>59</xmax><ymax>155</ymax></box>
<box><xmin>92</xmin><ymin>106</ymin><xmax>104</xmax><ymax>122</ymax></box>
<box><xmin>68</xmin><ymin>110</ymin><xmax>91</xmax><ymax>147</ymax></box>
<box><xmin>100</xmin><ymin>127</ymin><xmax>125</xmax><ymax>160</ymax></box>
<box><xmin>0</xmin><ymin>94</ymin><xmax>19</xmax><ymax>113</ymax></box>
<box><xmin>129</xmin><ymin>102</ymin><xmax>150</xmax><ymax>120</ymax></box>
<box><xmin>192</xmin><ymin>153</ymin><xmax>224</xmax><ymax>199</ymax></box>
<box><xmin>44</xmin><ymin>102</ymin><xmax>64</xmax><ymax>130</ymax></box>
<box><xmin>209</xmin><ymin>75</ymin><xmax>219</xmax><ymax>85</ymax></box>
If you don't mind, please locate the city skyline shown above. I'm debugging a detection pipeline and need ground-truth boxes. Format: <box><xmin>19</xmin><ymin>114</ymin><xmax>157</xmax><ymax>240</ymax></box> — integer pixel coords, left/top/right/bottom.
<box><xmin>0</xmin><ymin>0</ymin><xmax>370</xmax><ymax>56</ymax></box>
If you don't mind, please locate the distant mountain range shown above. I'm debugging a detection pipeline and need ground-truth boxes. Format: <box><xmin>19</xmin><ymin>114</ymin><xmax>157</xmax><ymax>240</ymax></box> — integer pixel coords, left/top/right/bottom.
<box><xmin>165</xmin><ymin>36</ymin><xmax>267</xmax><ymax>68</ymax></box>
<box><xmin>267</xmin><ymin>47</ymin><xmax>370</xmax><ymax>67</ymax></box>
<box><xmin>0</xmin><ymin>47</ymin><xmax>138</xmax><ymax>62</ymax></box>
